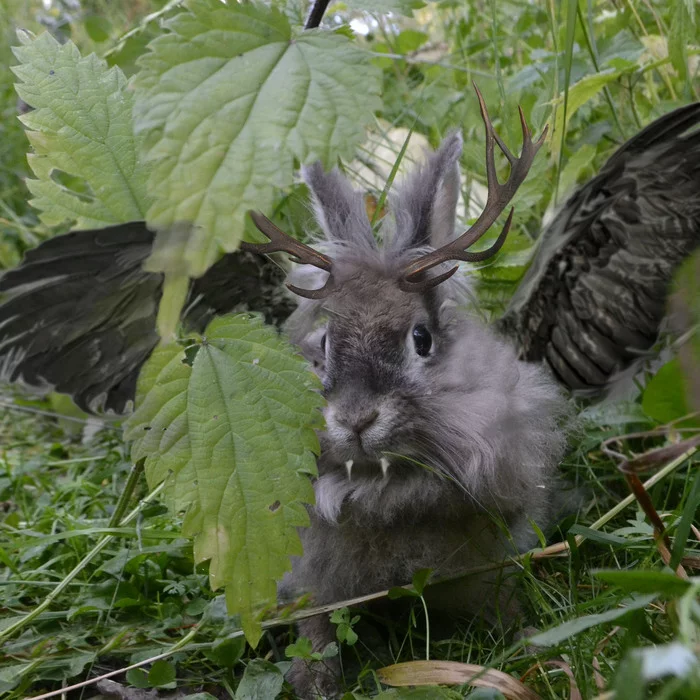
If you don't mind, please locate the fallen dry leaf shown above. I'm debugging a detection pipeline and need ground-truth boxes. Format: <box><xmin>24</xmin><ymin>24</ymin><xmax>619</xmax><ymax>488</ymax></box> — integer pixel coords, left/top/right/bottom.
<box><xmin>377</xmin><ymin>660</ymin><xmax>541</xmax><ymax>700</ymax></box>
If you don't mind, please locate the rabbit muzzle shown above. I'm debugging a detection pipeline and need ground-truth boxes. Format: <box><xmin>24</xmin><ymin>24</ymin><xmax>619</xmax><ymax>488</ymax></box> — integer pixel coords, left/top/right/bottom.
<box><xmin>323</xmin><ymin>397</ymin><xmax>396</xmax><ymax>462</ymax></box>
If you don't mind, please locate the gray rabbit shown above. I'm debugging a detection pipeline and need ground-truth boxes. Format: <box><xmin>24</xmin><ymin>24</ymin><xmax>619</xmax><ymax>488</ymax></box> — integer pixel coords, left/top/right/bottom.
<box><xmin>243</xmin><ymin>96</ymin><xmax>570</xmax><ymax>698</ymax></box>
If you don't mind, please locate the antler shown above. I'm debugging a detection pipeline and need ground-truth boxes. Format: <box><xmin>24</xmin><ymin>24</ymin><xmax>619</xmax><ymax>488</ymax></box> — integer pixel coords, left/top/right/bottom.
<box><xmin>241</xmin><ymin>210</ymin><xmax>335</xmax><ymax>299</ymax></box>
<box><xmin>398</xmin><ymin>83</ymin><xmax>548</xmax><ymax>293</ymax></box>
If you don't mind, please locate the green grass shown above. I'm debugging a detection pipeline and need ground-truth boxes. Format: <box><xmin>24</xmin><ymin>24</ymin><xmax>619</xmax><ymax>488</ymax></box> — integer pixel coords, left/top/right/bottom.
<box><xmin>1</xmin><ymin>394</ymin><xmax>698</xmax><ymax>699</ymax></box>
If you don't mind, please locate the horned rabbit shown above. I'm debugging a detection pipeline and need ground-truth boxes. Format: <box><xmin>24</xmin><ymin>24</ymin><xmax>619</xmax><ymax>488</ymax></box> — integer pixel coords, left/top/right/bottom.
<box><xmin>242</xmin><ymin>89</ymin><xmax>570</xmax><ymax>699</ymax></box>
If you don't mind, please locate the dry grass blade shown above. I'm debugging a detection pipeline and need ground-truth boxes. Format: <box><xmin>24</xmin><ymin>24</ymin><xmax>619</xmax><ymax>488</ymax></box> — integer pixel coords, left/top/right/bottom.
<box><xmin>592</xmin><ymin>657</ymin><xmax>607</xmax><ymax>692</ymax></box>
<box><xmin>377</xmin><ymin>660</ymin><xmax>541</xmax><ymax>700</ymax></box>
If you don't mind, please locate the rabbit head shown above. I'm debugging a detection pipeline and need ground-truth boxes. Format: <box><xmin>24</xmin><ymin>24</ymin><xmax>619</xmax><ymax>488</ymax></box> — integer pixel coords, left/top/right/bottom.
<box><xmin>244</xmin><ymin>107</ymin><xmax>568</xmax><ymax>530</ymax></box>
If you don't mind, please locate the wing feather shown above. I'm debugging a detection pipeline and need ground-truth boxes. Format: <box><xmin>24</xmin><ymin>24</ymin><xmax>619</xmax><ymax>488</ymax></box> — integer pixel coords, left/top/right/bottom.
<box><xmin>499</xmin><ymin>102</ymin><xmax>700</xmax><ymax>392</ymax></box>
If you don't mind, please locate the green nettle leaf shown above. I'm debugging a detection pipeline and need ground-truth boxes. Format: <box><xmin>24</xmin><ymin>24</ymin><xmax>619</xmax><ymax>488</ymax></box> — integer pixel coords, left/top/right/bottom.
<box><xmin>133</xmin><ymin>0</ymin><xmax>382</xmax><ymax>278</ymax></box>
<box><xmin>124</xmin><ymin>314</ymin><xmax>324</xmax><ymax>645</ymax></box>
<box><xmin>12</xmin><ymin>30</ymin><xmax>149</xmax><ymax>227</ymax></box>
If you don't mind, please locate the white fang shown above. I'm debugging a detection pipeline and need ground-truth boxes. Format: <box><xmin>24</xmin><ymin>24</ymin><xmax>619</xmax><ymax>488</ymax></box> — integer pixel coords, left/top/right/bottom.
<box><xmin>345</xmin><ymin>460</ymin><xmax>353</xmax><ymax>480</ymax></box>
<box><xmin>380</xmin><ymin>457</ymin><xmax>390</xmax><ymax>478</ymax></box>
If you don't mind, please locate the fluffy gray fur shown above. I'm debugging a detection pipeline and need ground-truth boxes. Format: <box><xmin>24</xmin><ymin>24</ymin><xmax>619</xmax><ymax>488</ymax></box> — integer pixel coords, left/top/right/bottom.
<box><xmin>283</xmin><ymin>136</ymin><xmax>570</xmax><ymax>698</ymax></box>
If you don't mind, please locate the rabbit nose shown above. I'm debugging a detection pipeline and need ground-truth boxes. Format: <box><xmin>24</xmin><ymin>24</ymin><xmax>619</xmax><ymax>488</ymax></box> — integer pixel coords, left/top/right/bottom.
<box><xmin>342</xmin><ymin>409</ymin><xmax>379</xmax><ymax>435</ymax></box>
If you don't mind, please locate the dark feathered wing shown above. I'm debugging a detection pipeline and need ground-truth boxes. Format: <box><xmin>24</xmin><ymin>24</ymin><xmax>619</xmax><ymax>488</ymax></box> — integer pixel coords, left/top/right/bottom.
<box><xmin>0</xmin><ymin>223</ymin><xmax>293</xmax><ymax>414</ymax></box>
<box><xmin>3</xmin><ymin>105</ymin><xmax>699</xmax><ymax>413</ymax></box>
<box><xmin>497</xmin><ymin>102</ymin><xmax>700</xmax><ymax>392</ymax></box>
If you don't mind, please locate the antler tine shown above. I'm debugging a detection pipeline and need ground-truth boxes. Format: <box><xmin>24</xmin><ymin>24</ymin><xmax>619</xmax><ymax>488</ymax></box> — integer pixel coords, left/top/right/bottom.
<box><xmin>241</xmin><ymin>211</ymin><xmax>335</xmax><ymax>300</ymax></box>
<box><xmin>399</xmin><ymin>84</ymin><xmax>547</xmax><ymax>293</ymax></box>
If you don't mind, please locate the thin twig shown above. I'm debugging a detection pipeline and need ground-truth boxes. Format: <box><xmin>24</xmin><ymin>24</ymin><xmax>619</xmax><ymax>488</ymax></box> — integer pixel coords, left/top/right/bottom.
<box><xmin>305</xmin><ymin>0</ymin><xmax>331</xmax><ymax>29</ymax></box>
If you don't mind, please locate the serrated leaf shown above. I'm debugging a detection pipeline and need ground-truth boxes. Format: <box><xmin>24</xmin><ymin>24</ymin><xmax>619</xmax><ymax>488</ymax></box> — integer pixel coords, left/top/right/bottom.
<box><xmin>330</xmin><ymin>606</ymin><xmax>359</xmax><ymax>646</ymax></box>
<box><xmin>125</xmin><ymin>314</ymin><xmax>324</xmax><ymax>645</ymax></box>
<box><xmin>133</xmin><ymin>0</ymin><xmax>381</xmax><ymax>278</ymax></box>
<box><xmin>12</xmin><ymin>30</ymin><xmax>149</xmax><ymax>227</ymax></box>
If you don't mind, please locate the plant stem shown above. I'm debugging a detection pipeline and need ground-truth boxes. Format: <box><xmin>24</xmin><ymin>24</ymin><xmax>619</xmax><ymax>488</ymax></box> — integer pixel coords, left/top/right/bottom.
<box><xmin>108</xmin><ymin>458</ymin><xmax>145</xmax><ymax>527</ymax></box>
<box><xmin>420</xmin><ymin>595</ymin><xmax>430</xmax><ymax>661</ymax></box>
<box><xmin>578</xmin><ymin>1</ymin><xmax>626</xmax><ymax>140</ymax></box>
<box><xmin>305</xmin><ymin>0</ymin><xmax>331</xmax><ymax>29</ymax></box>
<box><xmin>556</xmin><ymin>0</ymin><xmax>579</xmax><ymax>206</ymax></box>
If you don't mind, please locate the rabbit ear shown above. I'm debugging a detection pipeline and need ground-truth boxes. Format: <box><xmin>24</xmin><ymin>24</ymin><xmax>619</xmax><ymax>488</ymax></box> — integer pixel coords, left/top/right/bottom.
<box><xmin>302</xmin><ymin>162</ymin><xmax>376</xmax><ymax>251</ymax></box>
<box><xmin>391</xmin><ymin>131</ymin><xmax>463</xmax><ymax>250</ymax></box>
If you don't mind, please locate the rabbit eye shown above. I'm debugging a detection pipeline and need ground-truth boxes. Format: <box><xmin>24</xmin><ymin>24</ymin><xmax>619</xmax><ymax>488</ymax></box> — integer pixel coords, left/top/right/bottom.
<box><xmin>320</xmin><ymin>333</ymin><xmax>327</xmax><ymax>353</ymax></box>
<box><xmin>412</xmin><ymin>325</ymin><xmax>432</xmax><ymax>356</ymax></box>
